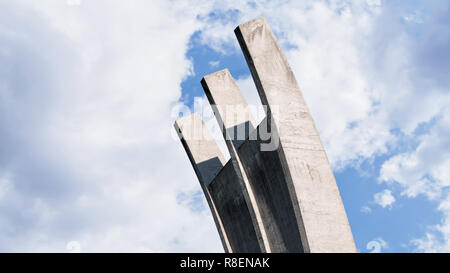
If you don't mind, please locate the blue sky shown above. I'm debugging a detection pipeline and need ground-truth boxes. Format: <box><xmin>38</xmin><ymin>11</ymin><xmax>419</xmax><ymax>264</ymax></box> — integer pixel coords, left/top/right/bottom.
<box><xmin>0</xmin><ymin>0</ymin><xmax>449</xmax><ymax>252</ymax></box>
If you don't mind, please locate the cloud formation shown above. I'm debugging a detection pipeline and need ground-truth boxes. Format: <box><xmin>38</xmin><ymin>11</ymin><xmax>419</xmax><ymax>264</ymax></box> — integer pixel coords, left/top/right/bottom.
<box><xmin>0</xmin><ymin>0</ymin><xmax>224</xmax><ymax>252</ymax></box>
<box><xmin>373</xmin><ymin>189</ymin><xmax>395</xmax><ymax>209</ymax></box>
<box><xmin>0</xmin><ymin>0</ymin><xmax>449</xmax><ymax>252</ymax></box>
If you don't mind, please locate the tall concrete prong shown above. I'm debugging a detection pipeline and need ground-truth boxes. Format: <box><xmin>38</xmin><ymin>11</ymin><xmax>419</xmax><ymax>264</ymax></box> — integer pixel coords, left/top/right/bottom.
<box><xmin>174</xmin><ymin>113</ymin><xmax>232</xmax><ymax>252</ymax></box>
<box><xmin>176</xmin><ymin>17</ymin><xmax>357</xmax><ymax>254</ymax></box>
<box><xmin>235</xmin><ymin>17</ymin><xmax>357</xmax><ymax>253</ymax></box>
<box><xmin>202</xmin><ymin>69</ymin><xmax>305</xmax><ymax>253</ymax></box>
<box><xmin>201</xmin><ymin>69</ymin><xmax>270</xmax><ymax>252</ymax></box>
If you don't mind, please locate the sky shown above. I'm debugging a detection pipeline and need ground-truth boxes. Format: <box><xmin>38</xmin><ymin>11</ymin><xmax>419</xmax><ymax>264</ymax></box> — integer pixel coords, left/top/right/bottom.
<box><xmin>0</xmin><ymin>0</ymin><xmax>449</xmax><ymax>253</ymax></box>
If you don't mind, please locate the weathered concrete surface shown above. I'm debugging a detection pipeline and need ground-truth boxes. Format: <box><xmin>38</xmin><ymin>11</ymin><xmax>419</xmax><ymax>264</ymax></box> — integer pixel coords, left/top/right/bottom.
<box><xmin>235</xmin><ymin>17</ymin><xmax>356</xmax><ymax>253</ymax></box>
<box><xmin>176</xmin><ymin>17</ymin><xmax>356</xmax><ymax>253</ymax></box>
<box><xmin>208</xmin><ymin>159</ymin><xmax>263</xmax><ymax>252</ymax></box>
<box><xmin>202</xmin><ymin>70</ymin><xmax>269</xmax><ymax>252</ymax></box>
<box><xmin>202</xmin><ymin>69</ymin><xmax>303</xmax><ymax>252</ymax></box>
<box><xmin>238</xmin><ymin>118</ymin><xmax>304</xmax><ymax>252</ymax></box>
<box><xmin>174</xmin><ymin>114</ymin><xmax>231</xmax><ymax>252</ymax></box>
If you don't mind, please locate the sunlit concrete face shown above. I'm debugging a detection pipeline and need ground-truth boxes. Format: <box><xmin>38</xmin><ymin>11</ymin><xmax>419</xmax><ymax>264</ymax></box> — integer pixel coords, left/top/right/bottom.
<box><xmin>175</xmin><ymin>17</ymin><xmax>356</xmax><ymax>253</ymax></box>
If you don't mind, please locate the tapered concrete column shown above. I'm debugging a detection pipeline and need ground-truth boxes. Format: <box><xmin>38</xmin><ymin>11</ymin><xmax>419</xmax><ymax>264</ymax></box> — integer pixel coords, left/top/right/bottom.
<box><xmin>202</xmin><ymin>70</ymin><xmax>269</xmax><ymax>252</ymax></box>
<box><xmin>235</xmin><ymin>17</ymin><xmax>356</xmax><ymax>253</ymax></box>
<box><xmin>174</xmin><ymin>114</ymin><xmax>232</xmax><ymax>252</ymax></box>
<box><xmin>202</xmin><ymin>70</ymin><xmax>304</xmax><ymax>252</ymax></box>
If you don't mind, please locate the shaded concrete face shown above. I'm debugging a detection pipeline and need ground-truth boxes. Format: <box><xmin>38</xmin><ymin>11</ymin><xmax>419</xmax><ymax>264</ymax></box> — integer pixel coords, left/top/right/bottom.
<box><xmin>208</xmin><ymin>160</ymin><xmax>262</xmax><ymax>253</ymax></box>
<box><xmin>202</xmin><ymin>69</ymin><xmax>269</xmax><ymax>253</ymax></box>
<box><xmin>238</xmin><ymin>118</ymin><xmax>304</xmax><ymax>252</ymax></box>
<box><xmin>202</xmin><ymin>70</ymin><xmax>303</xmax><ymax>252</ymax></box>
<box><xmin>175</xmin><ymin>17</ymin><xmax>356</xmax><ymax>253</ymax></box>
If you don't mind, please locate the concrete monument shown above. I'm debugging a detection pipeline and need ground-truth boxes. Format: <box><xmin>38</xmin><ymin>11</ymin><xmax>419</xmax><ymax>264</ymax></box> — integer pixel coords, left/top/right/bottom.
<box><xmin>174</xmin><ymin>17</ymin><xmax>356</xmax><ymax>253</ymax></box>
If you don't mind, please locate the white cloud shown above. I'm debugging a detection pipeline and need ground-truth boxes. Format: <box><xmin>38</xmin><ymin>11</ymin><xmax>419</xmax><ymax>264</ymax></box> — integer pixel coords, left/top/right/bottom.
<box><xmin>366</xmin><ymin>0</ymin><xmax>381</xmax><ymax>7</ymax></box>
<box><xmin>0</xmin><ymin>173</ymin><xmax>13</xmax><ymax>201</ymax></box>
<box><xmin>380</xmin><ymin>108</ymin><xmax>450</xmax><ymax>251</ymax></box>
<box><xmin>0</xmin><ymin>0</ymin><xmax>224</xmax><ymax>252</ymax></box>
<box><xmin>380</xmin><ymin>109</ymin><xmax>450</xmax><ymax>200</ymax></box>
<box><xmin>360</xmin><ymin>206</ymin><xmax>372</xmax><ymax>214</ymax></box>
<box><xmin>208</xmin><ymin>60</ymin><xmax>220</xmax><ymax>68</ymax></box>
<box><xmin>373</xmin><ymin>189</ymin><xmax>395</xmax><ymax>209</ymax></box>
<box><xmin>403</xmin><ymin>11</ymin><xmax>423</xmax><ymax>24</ymax></box>
<box><xmin>413</xmin><ymin>193</ymin><xmax>450</xmax><ymax>252</ymax></box>
<box><xmin>366</xmin><ymin>237</ymin><xmax>388</xmax><ymax>253</ymax></box>
<box><xmin>66</xmin><ymin>0</ymin><xmax>81</xmax><ymax>6</ymax></box>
